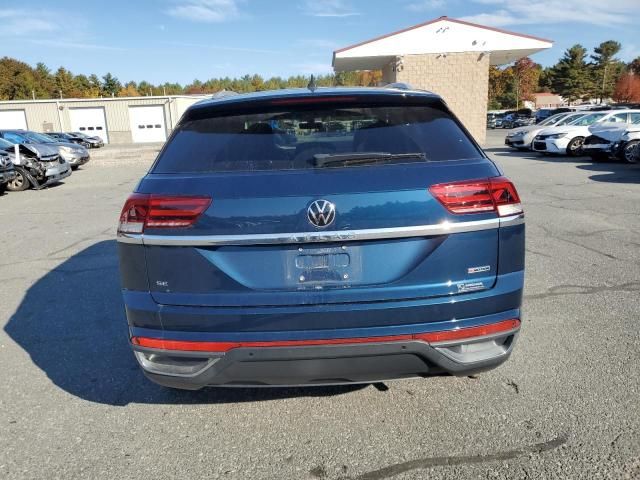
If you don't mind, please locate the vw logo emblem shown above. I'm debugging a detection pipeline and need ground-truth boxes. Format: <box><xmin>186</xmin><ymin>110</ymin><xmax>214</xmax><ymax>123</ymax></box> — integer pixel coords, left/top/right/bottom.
<box><xmin>307</xmin><ymin>200</ymin><xmax>336</xmax><ymax>228</ymax></box>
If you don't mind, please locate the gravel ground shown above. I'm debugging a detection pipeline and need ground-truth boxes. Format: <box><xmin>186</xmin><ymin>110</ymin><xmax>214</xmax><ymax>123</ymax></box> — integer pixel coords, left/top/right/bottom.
<box><xmin>0</xmin><ymin>130</ymin><xmax>638</xmax><ymax>479</ymax></box>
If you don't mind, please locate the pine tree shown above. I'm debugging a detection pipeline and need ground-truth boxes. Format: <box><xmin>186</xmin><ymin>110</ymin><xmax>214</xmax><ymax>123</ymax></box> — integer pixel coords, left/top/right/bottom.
<box><xmin>550</xmin><ymin>45</ymin><xmax>593</xmax><ymax>104</ymax></box>
<box><xmin>591</xmin><ymin>40</ymin><xmax>624</xmax><ymax>103</ymax></box>
<box><xmin>101</xmin><ymin>73</ymin><xmax>122</xmax><ymax>97</ymax></box>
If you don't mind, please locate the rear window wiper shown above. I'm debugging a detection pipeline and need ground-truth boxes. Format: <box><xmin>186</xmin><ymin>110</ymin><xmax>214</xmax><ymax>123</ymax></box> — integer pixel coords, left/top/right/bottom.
<box><xmin>313</xmin><ymin>152</ymin><xmax>427</xmax><ymax>167</ymax></box>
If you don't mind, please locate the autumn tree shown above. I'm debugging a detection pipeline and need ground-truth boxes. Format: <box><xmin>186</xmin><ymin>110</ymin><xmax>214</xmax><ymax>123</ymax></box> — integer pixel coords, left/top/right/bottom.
<box><xmin>612</xmin><ymin>74</ymin><xmax>640</xmax><ymax>103</ymax></box>
<box><xmin>513</xmin><ymin>57</ymin><xmax>541</xmax><ymax>107</ymax></box>
<box><xmin>0</xmin><ymin>57</ymin><xmax>39</xmax><ymax>100</ymax></box>
<box><xmin>118</xmin><ymin>81</ymin><xmax>140</xmax><ymax>97</ymax></box>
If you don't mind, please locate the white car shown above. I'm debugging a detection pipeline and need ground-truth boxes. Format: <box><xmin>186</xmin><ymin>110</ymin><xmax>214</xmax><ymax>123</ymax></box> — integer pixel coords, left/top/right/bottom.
<box><xmin>532</xmin><ymin>110</ymin><xmax>640</xmax><ymax>156</ymax></box>
<box><xmin>583</xmin><ymin>113</ymin><xmax>640</xmax><ymax>163</ymax></box>
<box><xmin>505</xmin><ymin>112</ymin><xmax>588</xmax><ymax>150</ymax></box>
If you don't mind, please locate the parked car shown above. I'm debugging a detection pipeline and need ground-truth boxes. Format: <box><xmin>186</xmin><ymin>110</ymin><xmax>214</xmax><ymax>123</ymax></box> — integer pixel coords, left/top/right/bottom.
<box><xmin>116</xmin><ymin>87</ymin><xmax>525</xmax><ymax>390</ymax></box>
<box><xmin>0</xmin><ymin>149</ymin><xmax>17</xmax><ymax>194</ymax></box>
<box><xmin>71</xmin><ymin>131</ymin><xmax>104</xmax><ymax>148</ymax></box>
<box><xmin>531</xmin><ymin>110</ymin><xmax>640</xmax><ymax>156</ymax></box>
<box><xmin>583</xmin><ymin>113</ymin><xmax>640</xmax><ymax>163</ymax></box>
<box><xmin>501</xmin><ymin>112</ymin><xmax>517</xmax><ymax>129</ymax></box>
<box><xmin>501</xmin><ymin>109</ymin><xmax>533</xmax><ymax>129</ymax></box>
<box><xmin>0</xmin><ymin>130</ymin><xmax>90</xmax><ymax>170</ymax></box>
<box><xmin>47</xmin><ymin>132</ymin><xmax>92</xmax><ymax>148</ymax></box>
<box><xmin>505</xmin><ymin>112</ymin><xmax>587</xmax><ymax>150</ymax></box>
<box><xmin>487</xmin><ymin>113</ymin><xmax>504</xmax><ymax>129</ymax></box>
<box><xmin>0</xmin><ymin>137</ymin><xmax>71</xmax><ymax>191</ymax></box>
<box><xmin>535</xmin><ymin>107</ymin><xmax>574</xmax><ymax>124</ymax></box>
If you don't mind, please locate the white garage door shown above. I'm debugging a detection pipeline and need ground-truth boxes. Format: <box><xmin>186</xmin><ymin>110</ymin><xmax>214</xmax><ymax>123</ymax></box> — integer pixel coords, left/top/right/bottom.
<box><xmin>0</xmin><ymin>110</ymin><xmax>27</xmax><ymax>130</ymax></box>
<box><xmin>129</xmin><ymin>106</ymin><xmax>167</xmax><ymax>143</ymax></box>
<box><xmin>69</xmin><ymin>107</ymin><xmax>109</xmax><ymax>143</ymax></box>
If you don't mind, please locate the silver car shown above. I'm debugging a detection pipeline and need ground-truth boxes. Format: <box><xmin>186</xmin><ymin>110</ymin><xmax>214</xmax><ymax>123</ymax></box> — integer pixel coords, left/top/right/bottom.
<box><xmin>0</xmin><ymin>137</ymin><xmax>71</xmax><ymax>191</ymax></box>
<box><xmin>505</xmin><ymin>112</ymin><xmax>588</xmax><ymax>150</ymax></box>
<box><xmin>0</xmin><ymin>130</ymin><xmax>90</xmax><ymax>170</ymax></box>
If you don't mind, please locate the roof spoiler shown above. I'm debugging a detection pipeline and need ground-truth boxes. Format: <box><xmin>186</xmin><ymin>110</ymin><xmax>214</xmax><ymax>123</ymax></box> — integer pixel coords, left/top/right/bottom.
<box><xmin>383</xmin><ymin>82</ymin><xmax>414</xmax><ymax>90</ymax></box>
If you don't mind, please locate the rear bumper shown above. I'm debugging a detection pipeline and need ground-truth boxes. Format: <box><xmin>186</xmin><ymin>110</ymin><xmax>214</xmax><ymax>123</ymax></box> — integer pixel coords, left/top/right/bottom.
<box><xmin>132</xmin><ymin>320</ymin><xmax>520</xmax><ymax>389</ymax></box>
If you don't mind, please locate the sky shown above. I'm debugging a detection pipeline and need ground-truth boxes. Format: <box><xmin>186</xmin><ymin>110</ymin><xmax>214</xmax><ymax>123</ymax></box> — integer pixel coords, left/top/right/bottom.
<box><xmin>3</xmin><ymin>0</ymin><xmax>640</xmax><ymax>85</ymax></box>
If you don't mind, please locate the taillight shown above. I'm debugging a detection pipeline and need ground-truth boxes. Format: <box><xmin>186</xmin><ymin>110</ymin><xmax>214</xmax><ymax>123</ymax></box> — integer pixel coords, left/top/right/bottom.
<box><xmin>117</xmin><ymin>194</ymin><xmax>211</xmax><ymax>234</ymax></box>
<box><xmin>429</xmin><ymin>176</ymin><xmax>522</xmax><ymax>217</ymax></box>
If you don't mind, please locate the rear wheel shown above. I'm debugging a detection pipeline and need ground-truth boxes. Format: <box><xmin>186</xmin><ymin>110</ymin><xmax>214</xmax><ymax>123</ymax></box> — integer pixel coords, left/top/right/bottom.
<box><xmin>618</xmin><ymin>140</ymin><xmax>639</xmax><ymax>164</ymax></box>
<box><xmin>6</xmin><ymin>169</ymin><xmax>29</xmax><ymax>191</ymax></box>
<box><xmin>566</xmin><ymin>137</ymin><xmax>585</xmax><ymax>156</ymax></box>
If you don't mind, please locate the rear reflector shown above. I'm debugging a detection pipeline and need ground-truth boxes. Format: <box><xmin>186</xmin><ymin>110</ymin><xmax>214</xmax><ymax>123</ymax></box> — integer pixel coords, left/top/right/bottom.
<box><xmin>429</xmin><ymin>176</ymin><xmax>522</xmax><ymax>217</ymax></box>
<box><xmin>117</xmin><ymin>194</ymin><xmax>211</xmax><ymax>234</ymax></box>
<box><xmin>131</xmin><ymin>319</ymin><xmax>520</xmax><ymax>353</ymax></box>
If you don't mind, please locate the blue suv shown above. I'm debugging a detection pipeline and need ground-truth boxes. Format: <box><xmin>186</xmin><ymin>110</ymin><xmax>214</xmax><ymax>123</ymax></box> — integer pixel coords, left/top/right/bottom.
<box><xmin>117</xmin><ymin>87</ymin><xmax>524</xmax><ymax>389</ymax></box>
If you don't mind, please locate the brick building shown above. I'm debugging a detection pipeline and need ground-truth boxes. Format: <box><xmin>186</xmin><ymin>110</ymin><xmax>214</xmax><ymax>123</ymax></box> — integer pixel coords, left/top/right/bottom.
<box><xmin>332</xmin><ymin>16</ymin><xmax>552</xmax><ymax>144</ymax></box>
<box><xmin>534</xmin><ymin>92</ymin><xmax>565</xmax><ymax>108</ymax></box>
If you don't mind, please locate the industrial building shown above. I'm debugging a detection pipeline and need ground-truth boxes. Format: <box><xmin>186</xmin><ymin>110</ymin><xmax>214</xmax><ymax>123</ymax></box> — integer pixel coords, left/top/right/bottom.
<box><xmin>0</xmin><ymin>95</ymin><xmax>210</xmax><ymax>144</ymax></box>
<box><xmin>1</xmin><ymin>16</ymin><xmax>552</xmax><ymax>146</ymax></box>
<box><xmin>333</xmin><ymin>16</ymin><xmax>553</xmax><ymax>143</ymax></box>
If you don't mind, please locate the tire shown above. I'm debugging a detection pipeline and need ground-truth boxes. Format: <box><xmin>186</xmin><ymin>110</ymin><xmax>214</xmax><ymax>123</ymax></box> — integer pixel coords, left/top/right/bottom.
<box><xmin>0</xmin><ymin>183</ymin><xmax>6</xmax><ymax>195</ymax></box>
<box><xmin>566</xmin><ymin>137</ymin><xmax>585</xmax><ymax>157</ymax></box>
<box><xmin>6</xmin><ymin>169</ymin><xmax>30</xmax><ymax>192</ymax></box>
<box><xmin>71</xmin><ymin>165</ymin><xmax>79</xmax><ymax>171</ymax></box>
<box><xmin>618</xmin><ymin>140</ymin><xmax>639</xmax><ymax>164</ymax></box>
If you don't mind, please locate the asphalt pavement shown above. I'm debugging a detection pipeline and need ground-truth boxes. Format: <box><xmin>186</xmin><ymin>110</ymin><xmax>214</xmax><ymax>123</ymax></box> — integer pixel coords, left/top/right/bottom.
<box><xmin>0</xmin><ymin>131</ymin><xmax>639</xmax><ymax>479</ymax></box>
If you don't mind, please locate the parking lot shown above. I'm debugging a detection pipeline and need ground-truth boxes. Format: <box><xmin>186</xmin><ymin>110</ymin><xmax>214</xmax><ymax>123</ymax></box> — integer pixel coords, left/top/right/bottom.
<box><xmin>1</xmin><ymin>130</ymin><xmax>639</xmax><ymax>479</ymax></box>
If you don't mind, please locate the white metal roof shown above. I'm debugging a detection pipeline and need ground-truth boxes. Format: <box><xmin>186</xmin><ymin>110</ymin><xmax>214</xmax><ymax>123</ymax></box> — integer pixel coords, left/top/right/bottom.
<box><xmin>333</xmin><ymin>16</ymin><xmax>553</xmax><ymax>71</ymax></box>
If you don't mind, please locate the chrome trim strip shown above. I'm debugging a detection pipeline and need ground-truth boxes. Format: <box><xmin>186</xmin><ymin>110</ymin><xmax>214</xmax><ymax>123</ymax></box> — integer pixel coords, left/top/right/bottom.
<box><xmin>116</xmin><ymin>214</ymin><xmax>524</xmax><ymax>246</ymax></box>
<box><xmin>117</xmin><ymin>233</ymin><xmax>144</xmax><ymax>244</ymax></box>
<box><xmin>499</xmin><ymin>213</ymin><xmax>525</xmax><ymax>228</ymax></box>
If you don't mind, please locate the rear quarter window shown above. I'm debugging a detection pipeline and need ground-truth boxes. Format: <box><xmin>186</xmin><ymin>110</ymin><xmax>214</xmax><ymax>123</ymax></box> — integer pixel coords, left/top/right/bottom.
<box><xmin>153</xmin><ymin>100</ymin><xmax>483</xmax><ymax>173</ymax></box>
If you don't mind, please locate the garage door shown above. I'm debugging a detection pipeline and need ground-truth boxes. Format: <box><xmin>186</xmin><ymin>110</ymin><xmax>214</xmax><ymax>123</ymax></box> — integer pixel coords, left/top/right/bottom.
<box><xmin>69</xmin><ymin>107</ymin><xmax>109</xmax><ymax>143</ymax></box>
<box><xmin>129</xmin><ymin>106</ymin><xmax>167</xmax><ymax>143</ymax></box>
<box><xmin>0</xmin><ymin>110</ymin><xmax>27</xmax><ymax>130</ymax></box>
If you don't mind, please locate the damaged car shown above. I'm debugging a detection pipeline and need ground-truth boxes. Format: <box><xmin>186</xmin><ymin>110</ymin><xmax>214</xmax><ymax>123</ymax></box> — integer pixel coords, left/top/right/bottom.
<box><xmin>0</xmin><ymin>130</ymin><xmax>90</xmax><ymax>170</ymax></box>
<box><xmin>0</xmin><ymin>137</ymin><xmax>71</xmax><ymax>192</ymax></box>
<box><xmin>0</xmin><ymin>149</ymin><xmax>17</xmax><ymax>194</ymax></box>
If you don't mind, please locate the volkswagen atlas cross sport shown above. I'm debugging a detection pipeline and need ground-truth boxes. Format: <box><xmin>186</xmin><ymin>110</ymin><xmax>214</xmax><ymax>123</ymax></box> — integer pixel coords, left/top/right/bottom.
<box><xmin>117</xmin><ymin>87</ymin><xmax>525</xmax><ymax>390</ymax></box>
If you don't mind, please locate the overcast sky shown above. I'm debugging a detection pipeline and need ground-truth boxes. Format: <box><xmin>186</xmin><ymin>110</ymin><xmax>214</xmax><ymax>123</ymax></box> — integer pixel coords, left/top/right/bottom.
<box><xmin>4</xmin><ymin>0</ymin><xmax>640</xmax><ymax>84</ymax></box>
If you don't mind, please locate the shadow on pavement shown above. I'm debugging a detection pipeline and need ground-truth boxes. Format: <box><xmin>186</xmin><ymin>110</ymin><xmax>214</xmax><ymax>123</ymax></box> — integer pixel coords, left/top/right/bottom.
<box><xmin>4</xmin><ymin>240</ymin><xmax>365</xmax><ymax>406</ymax></box>
<box><xmin>576</xmin><ymin>162</ymin><xmax>640</xmax><ymax>184</ymax></box>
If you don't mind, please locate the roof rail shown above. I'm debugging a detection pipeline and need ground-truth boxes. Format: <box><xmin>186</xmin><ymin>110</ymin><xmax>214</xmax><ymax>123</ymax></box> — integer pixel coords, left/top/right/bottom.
<box><xmin>211</xmin><ymin>89</ymin><xmax>239</xmax><ymax>99</ymax></box>
<box><xmin>384</xmin><ymin>82</ymin><xmax>413</xmax><ymax>90</ymax></box>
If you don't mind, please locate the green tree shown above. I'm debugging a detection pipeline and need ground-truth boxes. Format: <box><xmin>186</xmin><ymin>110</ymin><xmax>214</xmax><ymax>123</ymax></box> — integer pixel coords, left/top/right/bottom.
<box><xmin>550</xmin><ymin>45</ymin><xmax>593</xmax><ymax>104</ymax></box>
<box><xmin>591</xmin><ymin>40</ymin><xmax>624</xmax><ymax>103</ymax></box>
<box><xmin>33</xmin><ymin>62</ymin><xmax>55</xmax><ymax>98</ymax></box>
<box><xmin>54</xmin><ymin>67</ymin><xmax>76</xmax><ymax>98</ymax></box>
<box><xmin>101</xmin><ymin>72</ymin><xmax>121</xmax><ymax>97</ymax></box>
<box><xmin>628</xmin><ymin>57</ymin><xmax>640</xmax><ymax>75</ymax></box>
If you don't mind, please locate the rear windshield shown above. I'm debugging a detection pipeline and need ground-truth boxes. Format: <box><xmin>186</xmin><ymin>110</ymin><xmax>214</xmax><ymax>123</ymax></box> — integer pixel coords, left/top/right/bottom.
<box><xmin>153</xmin><ymin>103</ymin><xmax>483</xmax><ymax>173</ymax></box>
